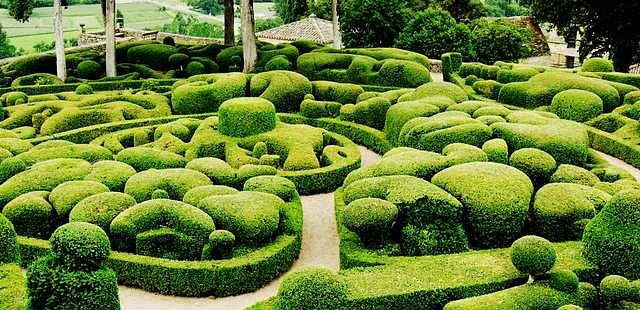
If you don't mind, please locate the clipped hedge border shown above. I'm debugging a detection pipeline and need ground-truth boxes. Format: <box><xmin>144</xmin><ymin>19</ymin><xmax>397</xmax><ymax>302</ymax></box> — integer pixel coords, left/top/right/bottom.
<box><xmin>0</xmin><ymin>79</ymin><xmax>179</xmax><ymax>96</ymax></box>
<box><xmin>587</xmin><ymin>126</ymin><xmax>640</xmax><ymax>169</ymax></box>
<box><xmin>331</xmin><ymin>189</ymin><xmax>598</xmax><ymax>309</ymax></box>
<box><xmin>0</xmin><ymin>263</ymin><xmax>27</xmax><ymax>309</ymax></box>
<box><xmin>17</xmin><ymin>196</ymin><xmax>303</xmax><ymax>297</ymax></box>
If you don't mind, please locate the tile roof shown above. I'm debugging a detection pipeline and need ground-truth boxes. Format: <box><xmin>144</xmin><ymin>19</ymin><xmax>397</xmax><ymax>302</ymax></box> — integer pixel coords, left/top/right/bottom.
<box><xmin>256</xmin><ymin>15</ymin><xmax>334</xmax><ymax>44</ymax></box>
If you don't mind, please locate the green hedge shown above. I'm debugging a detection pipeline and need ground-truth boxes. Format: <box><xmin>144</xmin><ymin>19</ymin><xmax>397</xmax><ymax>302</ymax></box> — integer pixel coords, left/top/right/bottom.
<box><xmin>0</xmin><ymin>79</ymin><xmax>178</xmax><ymax>96</ymax></box>
<box><xmin>0</xmin><ymin>263</ymin><xmax>27</xmax><ymax>310</ymax></box>
<box><xmin>17</xmin><ymin>195</ymin><xmax>303</xmax><ymax>297</ymax></box>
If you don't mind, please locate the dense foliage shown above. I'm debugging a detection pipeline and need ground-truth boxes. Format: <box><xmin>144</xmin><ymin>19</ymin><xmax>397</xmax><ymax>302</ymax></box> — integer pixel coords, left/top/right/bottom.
<box><xmin>340</xmin><ymin>0</ymin><xmax>408</xmax><ymax>48</ymax></box>
<box><xmin>274</xmin><ymin>0</ymin><xmax>308</xmax><ymax>23</ymax></box>
<box><xmin>470</xmin><ymin>19</ymin><xmax>532</xmax><ymax>64</ymax></box>
<box><xmin>395</xmin><ymin>8</ymin><xmax>475</xmax><ymax>60</ymax></box>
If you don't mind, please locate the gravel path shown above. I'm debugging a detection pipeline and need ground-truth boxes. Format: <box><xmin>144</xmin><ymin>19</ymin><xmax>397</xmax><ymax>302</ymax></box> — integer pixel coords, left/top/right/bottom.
<box><xmin>118</xmin><ymin>146</ymin><xmax>381</xmax><ymax>310</ymax></box>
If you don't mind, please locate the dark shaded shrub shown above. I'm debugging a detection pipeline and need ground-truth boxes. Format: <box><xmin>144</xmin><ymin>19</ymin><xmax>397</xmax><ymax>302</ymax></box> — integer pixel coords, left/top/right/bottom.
<box><xmin>76</xmin><ymin>60</ymin><xmax>102</xmax><ymax>79</ymax></box>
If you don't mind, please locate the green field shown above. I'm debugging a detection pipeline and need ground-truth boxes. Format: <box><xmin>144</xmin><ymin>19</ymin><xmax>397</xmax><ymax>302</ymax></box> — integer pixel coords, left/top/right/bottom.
<box><xmin>0</xmin><ymin>1</ymin><xmax>274</xmax><ymax>53</ymax></box>
<box><xmin>0</xmin><ymin>2</ymin><xmax>176</xmax><ymax>52</ymax></box>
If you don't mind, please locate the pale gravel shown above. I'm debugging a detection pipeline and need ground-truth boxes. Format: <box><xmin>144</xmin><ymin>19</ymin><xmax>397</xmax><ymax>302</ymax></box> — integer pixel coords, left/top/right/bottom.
<box><xmin>117</xmin><ymin>146</ymin><xmax>381</xmax><ymax>310</ymax></box>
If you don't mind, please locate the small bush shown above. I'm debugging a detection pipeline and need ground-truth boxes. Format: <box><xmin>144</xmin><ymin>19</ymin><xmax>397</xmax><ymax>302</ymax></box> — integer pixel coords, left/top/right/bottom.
<box><xmin>509</xmin><ymin>148</ymin><xmax>557</xmax><ymax>184</ymax></box>
<box><xmin>312</xmin><ymin>80</ymin><xmax>364</xmax><ymax>104</ymax></box>
<box><xmin>168</xmin><ymin>53</ymin><xmax>190</xmax><ymax>68</ymax></box>
<box><xmin>171</xmin><ymin>73</ymin><xmax>247</xmax><ymax>114</ymax></box>
<box><xmin>124</xmin><ymin>168</ymin><xmax>211</xmax><ymax>202</ymax></box>
<box><xmin>185</xmin><ymin>61</ymin><xmax>205</xmax><ymax>76</ymax></box>
<box><xmin>69</xmin><ymin>192</ymin><xmax>137</xmax><ymax>233</ymax></box>
<box><xmin>243</xmin><ymin>175</ymin><xmax>297</xmax><ymax>202</ymax></box>
<box><xmin>201</xmin><ymin>230</ymin><xmax>235</xmax><ymax>260</ymax></box>
<box><xmin>0</xmin><ymin>213</ymin><xmax>18</xmax><ymax>263</ymax></box>
<box><xmin>197</xmin><ymin>191</ymin><xmax>282</xmax><ymax>244</ymax></box>
<box><xmin>0</xmin><ymin>91</ymin><xmax>28</xmax><ymax>106</ymax></box>
<box><xmin>277</xmin><ymin>267</ymin><xmax>347</xmax><ymax>310</ymax></box>
<box><xmin>76</xmin><ymin>60</ymin><xmax>103</xmax><ymax>79</ymax></box>
<box><xmin>496</xmin><ymin>67</ymin><xmax>539</xmax><ymax>84</ymax></box>
<box><xmin>581</xmin><ymin>57</ymin><xmax>614</xmax><ymax>72</ymax></box>
<box><xmin>265</xmin><ymin>55</ymin><xmax>292</xmax><ymax>71</ymax></box>
<box><xmin>399</xmin><ymin>81</ymin><xmax>468</xmax><ymax>103</ymax></box>
<box><xmin>163</xmin><ymin>36</ymin><xmax>175</xmax><ymax>46</ymax></box>
<box><xmin>583</xmin><ymin>190</ymin><xmax>640</xmax><ymax>279</ymax></box>
<box><xmin>549</xmin><ymin>270</ymin><xmax>580</xmax><ymax>293</ymax></box>
<box><xmin>2</xmin><ymin>191</ymin><xmax>55</xmax><ymax>238</ymax></box>
<box><xmin>183</xmin><ymin>185</ymin><xmax>238</xmax><ymax>206</ymax></box>
<box><xmin>340</xmin><ymin>97</ymin><xmax>391</xmax><ymax>130</ymax></box>
<box><xmin>50</xmin><ymin>222</ymin><xmax>111</xmax><ymax>271</ymax></box>
<box><xmin>127</xmin><ymin>44</ymin><xmax>178</xmax><ymax>70</ymax></box>
<box><xmin>343</xmin><ymin>198</ymin><xmax>398</xmax><ymax>247</ymax></box>
<box><xmin>75</xmin><ymin>83</ymin><xmax>94</xmax><ymax>95</ymax></box>
<box><xmin>250</xmin><ymin>71</ymin><xmax>312</xmax><ymax>112</ymax></box>
<box><xmin>551</xmin><ymin>89</ymin><xmax>604</xmax><ymax>122</ymax></box>
<box><xmin>510</xmin><ymin>235</ymin><xmax>557</xmax><ymax>276</ymax></box>
<box><xmin>115</xmin><ymin>147</ymin><xmax>187</xmax><ymax>171</ymax></box>
<box><xmin>482</xmin><ymin>138</ymin><xmax>509</xmax><ymax>164</ymax></box>
<box><xmin>383</xmin><ymin>98</ymin><xmax>443</xmax><ymax>146</ymax></box>
<box><xmin>600</xmin><ymin>275</ymin><xmax>632</xmax><ymax>303</ymax></box>
<box><xmin>218</xmin><ymin>97</ymin><xmax>277</xmax><ymax>137</ymax></box>
<box><xmin>394</xmin><ymin>8</ymin><xmax>475</xmax><ymax>60</ymax></box>
<box><xmin>11</xmin><ymin>73</ymin><xmax>63</xmax><ymax>87</ymax></box>
<box><xmin>49</xmin><ymin>180</ymin><xmax>110</xmax><ymax>222</ymax></box>
<box><xmin>550</xmin><ymin>164</ymin><xmax>600</xmax><ymax>186</ymax></box>
<box><xmin>471</xmin><ymin>19</ymin><xmax>532</xmax><ymax>64</ymax></box>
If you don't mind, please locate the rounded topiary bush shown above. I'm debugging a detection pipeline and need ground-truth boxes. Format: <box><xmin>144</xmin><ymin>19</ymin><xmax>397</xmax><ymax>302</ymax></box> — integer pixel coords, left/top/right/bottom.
<box><xmin>49</xmin><ymin>180</ymin><xmax>110</xmax><ymax>221</ymax></box>
<box><xmin>75</xmin><ymin>83</ymin><xmax>94</xmax><ymax>95</ymax></box>
<box><xmin>218</xmin><ymin>97</ymin><xmax>277</xmax><ymax>137</ymax></box>
<box><xmin>558</xmin><ymin>305</ymin><xmax>583</xmax><ymax>310</ymax></box>
<box><xmin>0</xmin><ymin>213</ymin><xmax>19</xmax><ymax>263</ymax></box>
<box><xmin>168</xmin><ymin>53</ymin><xmax>190</xmax><ymax>68</ymax></box>
<box><xmin>581</xmin><ymin>57</ymin><xmax>614</xmax><ymax>72</ymax></box>
<box><xmin>1</xmin><ymin>91</ymin><xmax>28</xmax><ymax>106</ymax></box>
<box><xmin>2</xmin><ymin>191</ymin><xmax>55</xmax><ymax>238</ymax></box>
<box><xmin>550</xmin><ymin>164</ymin><xmax>600</xmax><ymax>186</ymax></box>
<box><xmin>277</xmin><ymin>267</ymin><xmax>347</xmax><ymax>310</ymax></box>
<box><xmin>243</xmin><ymin>175</ymin><xmax>297</xmax><ymax>202</ymax></box>
<box><xmin>201</xmin><ymin>229</ymin><xmax>235</xmax><ymax>260</ymax></box>
<box><xmin>265</xmin><ymin>55</ymin><xmax>292</xmax><ymax>71</ymax></box>
<box><xmin>76</xmin><ymin>60</ymin><xmax>102</xmax><ymax>79</ymax></box>
<box><xmin>50</xmin><ymin>222</ymin><xmax>111</xmax><ymax>271</ymax></box>
<box><xmin>342</xmin><ymin>198</ymin><xmax>398</xmax><ymax>246</ymax></box>
<box><xmin>182</xmin><ymin>185</ymin><xmax>238</xmax><ymax>206</ymax></box>
<box><xmin>509</xmin><ymin>148</ymin><xmax>557</xmax><ymax>184</ymax></box>
<box><xmin>549</xmin><ymin>270</ymin><xmax>579</xmax><ymax>293</ymax></box>
<box><xmin>163</xmin><ymin>36</ymin><xmax>175</xmax><ymax>46</ymax></box>
<box><xmin>510</xmin><ymin>235</ymin><xmax>556</xmax><ymax>276</ymax></box>
<box><xmin>583</xmin><ymin>190</ymin><xmax>640</xmax><ymax>279</ymax></box>
<box><xmin>185</xmin><ymin>61</ymin><xmax>205</xmax><ymax>76</ymax></box>
<box><xmin>600</xmin><ymin>275</ymin><xmax>632</xmax><ymax>303</ymax></box>
<box><xmin>69</xmin><ymin>192</ymin><xmax>137</xmax><ymax>233</ymax></box>
<box><xmin>550</xmin><ymin>89</ymin><xmax>603</xmax><ymax>122</ymax></box>
<box><xmin>482</xmin><ymin>138</ymin><xmax>509</xmax><ymax>164</ymax></box>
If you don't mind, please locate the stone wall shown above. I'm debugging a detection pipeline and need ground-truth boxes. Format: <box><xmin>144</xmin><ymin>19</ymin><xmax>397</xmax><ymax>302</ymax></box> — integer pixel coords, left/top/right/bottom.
<box><xmin>78</xmin><ymin>28</ymin><xmax>223</xmax><ymax>46</ymax></box>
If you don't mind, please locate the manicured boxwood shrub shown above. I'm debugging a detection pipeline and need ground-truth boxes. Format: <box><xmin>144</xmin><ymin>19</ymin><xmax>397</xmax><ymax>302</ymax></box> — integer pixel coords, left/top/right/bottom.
<box><xmin>115</xmin><ymin>147</ymin><xmax>187</xmax><ymax>171</ymax></box>
<box><xmin>300</xmin><ymin>99</ymin><xmax>342</xmax><ymax>118</ymax></box>
<box><xmin>201</xmin><ymin>229</ymin><xmax>235</xmax><ymax>260</ymax></box>
<box><xmin>399</xmin><ymin>114</ymin><xmax>492</xmax><ymax>153</ymax></box>
<box><xmin>218</xmin><ymin>97</ymin><xmax>277</xmax><ymax>137</ymax></box>
<box><xmin>277</xmin><ymin>267</ymin><xmax>347</xmax><ymax>310</ymax></box>
<box><xmin>76</xmin><ymin>60</ymin><xmax>103</xmax><ymax>79</ymax></box>
<box><xmin>49</xmin><ymin>222</ymin><xmax>111</xmax><ymax>271</ymax></box>
<box><xmin>124</xmin><ymin>168</ymin><xmax>212</xmax><ymax>202</ymax></box>
<box><xmin>496</xmin><ymin>67</ymin><xmax>539</xmax><ymax>84</ymax></box>
<box><xmin>600</xmin><ymin>275</ymin><xmax>635</xmax><ymax>303</ymax></box>
<box><xmin>127</xmin><ymin>44</ymin><xmax>178</xmax><ymax>70</ymax></box>
<box><xmin>250</xmin><ymin>71</ymin><xmax>312</xmax><ymax>112</ymax></box>
<box><xmin>583</xmin><ymin>190</ymin><xmax>640</xmax><ymax>279</ymax></box>
<box><xmin>110</xmin><ymin>199</ymin><xmax>215</xmax><ymax>259</ymax></box>
<box><xmin>498</xmin><ymin>72</ymin><xmax>620</xmax><ymax>112</ymax></box>
<box><xmin>339</xmin><ymin>97</ymin><xmax>391</xmax><ymax>130</ymax></box>
<box><xmin>550</xmin><ymin>164</ymin><xmax>600</xmax><ymax>186</ymax></box>
<box><xmin>0</xmin><ymin>213</ymin><xmax>19</xmax><ymax>263</ymax></box>
<box><xmin>509</xmin><ymin>148</ymin><xmax>557</xmax><ymax>185</ymax></box>
<box><xmin>510</xmin><ymin>235</ymin><xmax>556</xmax><ymax>276</ymax></box>
<box><xmin>549</xmin><ymin>270</ymin><xmax>580</xmax><ymax>293</ymax></box>
<box><xmin>2</xmin><ymin>191</ymin><xmax>55</xmax><ymax>238</ymax></box>
<box><xmin>198</xmin><ymin>191</ymin><xmax>282</xmax><ymax>244</ymax></box>
<box><xmin>383</xmin><ymin>98</ymin><xmax>442</xmax><ymax>146</ymax></box>
<box><xmin>84</xmin><ymin>160</ymin><xmax>136</xmax><ymax>192</ymax></box>
<box><xmin>399</xmin><ymin>81</ymin><xmax>468</xmax><ymax>103</ymax></box>
<box><xmin>533</xmin><ymin>183</ymin><xmax>610</xmax><ymax>241</ymax></box>
<box><xmin>69</xmin><ymin>192</ymin><xmax>137</xmax><ymax>233</ymax></box>
<box><xmin>581</xmin><ymin>57</ymin><xmax>614</xmax><ymax>73</ymax></box>
<box><xmin>342</xmin><ymin>197</ymin><xmax>398</xmax><ymax>247</ymax></box>
<box><xmin>48</xmin><ymin>180</ymin><xmax>110</xmax><ymax>221</ymax></box>
<box><xmin>482</xmin><ymin>138</ymin><xmax>509</xmax><ymax>164</ymax></box>
<box><xmin>171</xmin><ymin>73</ymin><xmax>247</xmax><ymax>114</ymax></box>
<box><xmin>75</xmin><ymin>83</ymin><xmax>94</xmax><ymax>95</ymax></box>
<box><xmin>473</xmin><ymin>80</ymin><xmax>503</xmax><ymax>99</ymax></box>
<box><xmin>311</xmin><ymin>80</ymin><xmax>364</xmax><ymax>104</ymax></box>
<box><xmin>11</xmin><ymin>73</ymin><xmax>63</xmax><ymax>87</ymax></box>
<box><xmin>432</xmin><ymin>162</ymin><xmax>533</xmax><ymax>248</ymax></box>
<box><xmin>243</xmin><ymin>175</ymin><xmax>297</xmax><ymax>202</ymax></box>
<box><xmin>550</xmin><ymin>89</ymin><xmax>604</xmax><ymax>122</ymax></box>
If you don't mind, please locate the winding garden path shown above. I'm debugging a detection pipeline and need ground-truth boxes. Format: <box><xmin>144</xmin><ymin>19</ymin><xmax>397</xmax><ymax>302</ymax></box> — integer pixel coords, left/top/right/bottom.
<box><xmin>118</xmin><ymin>146</ymin><xmax>382</xmax><ymax>310</ymax></box>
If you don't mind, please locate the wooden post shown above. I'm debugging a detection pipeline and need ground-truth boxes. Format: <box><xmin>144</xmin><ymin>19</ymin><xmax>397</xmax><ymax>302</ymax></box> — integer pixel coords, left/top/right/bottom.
<box><xmin>332</xmin><ymin>0</ymin><xmax>341</xmax><ymax>48</ymax></box>
<box><xmin>53</xmin><ymin>0</ymin><xmax>66</xmax><ymax>80</ymax></box>
<box><xmin>224</xmin><ymin>0</ymin><xmax>234</xmax><ymax>45</ymax></box>
<box><xmin>105</xmin><ymin>0</ymin><xmax>116</xmax><ymax>77</ymax></box>
<box><xmin>241</xmin><ymin>0</ymin><xmax>257</xmax><ymax>73</ymax></box>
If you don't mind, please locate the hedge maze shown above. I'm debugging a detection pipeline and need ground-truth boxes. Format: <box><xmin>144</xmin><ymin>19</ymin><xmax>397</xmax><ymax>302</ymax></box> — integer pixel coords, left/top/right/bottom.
<box><xmin>0</xmin><ymin>39</ymin><xmax>639</xmax><ymax>310</ymax></box>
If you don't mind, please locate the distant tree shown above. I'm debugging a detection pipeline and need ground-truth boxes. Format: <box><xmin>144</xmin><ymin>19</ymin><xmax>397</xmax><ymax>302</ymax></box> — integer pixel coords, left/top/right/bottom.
<box><xmin>341</xmin><ymin>0</ymin><xmax>409</xmax><ymax>48</ymax></box>
<box><xmin>188</xmin><ymin>0</ymin><xmax>223</xmax><ymax>15</ymax></box>
<box><xmin>520</xmin><ymin>0</ymin><xmax>640</xmax><ymax>72</ymax></box>
<box><xmin>470</xmin><ymin>19</ymin><xmax>532</xmax><ymax>63</ymax></box>
<box><xmin>161</xmin><ymin>13</ymin><xmax>224</xmax><ymax>38</ymax></box>
<box><xmin>255</xmin><ymin>17</ymin><xmax>283</xmax><ymax>32</ymax></box>
<box><xmin>0</xmin><ymin>23</ymin><xmax>21</xmax><ymax>58</ymax></box>
<box><xmin>274</xmin><ymin>0</ymin><xmax>308</xmax><ymax>23</ymax></box>
<box><xmin>408</xmin><ymin>0</ymin><xmax>487</xmax><ymax>21</ymax></box>
<box><xmin>33</xmin><ymin>38</ymin><xmax>77</xmax><ymax>52</ymax></box>
<box><xmin>308</xmin><ymin>0</ymin><xmax>343</xmax><ymax>20</ymax></box>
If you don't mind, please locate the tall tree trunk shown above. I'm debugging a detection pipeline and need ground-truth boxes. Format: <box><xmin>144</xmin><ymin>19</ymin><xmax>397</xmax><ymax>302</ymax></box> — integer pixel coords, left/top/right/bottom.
<box><xmin>105</xmin><ymin>0</ymin><xmax>116</xmax><ymax>77</ymax></box>
<box><xmin>612</xmin><ymin>42</ymin><xmax>634</xmax><ymax>73</ymax></box>
<box><xmin>332</xmin><ymin>0</ymin><xmax>341</xmax><ymax>48</ymax></box>
<box><xmin>53</xmin><ymin>0</ymin><xmax>66</xmax><ymax>80</ymax></box>
<box><xmin>224</xmin><ymin>0</ymin><xmax>234</xmax><ymax>45</ymax></box>
<box><xmin>241</xmin><ymin>0</ymin><xmax>256</xmax><ymax>73</ymax></box>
